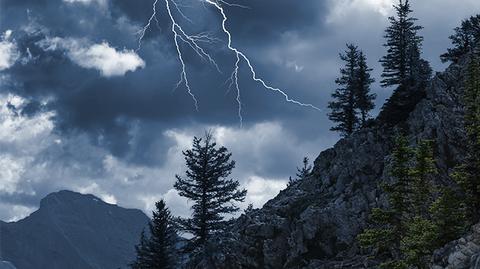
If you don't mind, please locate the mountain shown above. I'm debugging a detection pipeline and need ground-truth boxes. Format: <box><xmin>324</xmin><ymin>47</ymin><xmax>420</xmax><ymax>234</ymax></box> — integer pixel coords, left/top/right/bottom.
<box><xmin>0</xmin><ymin>190</ymin><xmax>149</xmax><ymax>269</ymax></box>
<box><xmin>215</xmin><ymin>58</ymin><xmax>471</xmax><ymax>267</ymax></box>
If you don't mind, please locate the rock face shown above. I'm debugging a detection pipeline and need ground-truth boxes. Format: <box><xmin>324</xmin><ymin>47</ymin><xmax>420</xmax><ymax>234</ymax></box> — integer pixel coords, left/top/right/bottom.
<box><xmin>0</xmin><ymin>190</ymin><xmax>149</xmax><ymax>269</ymax></box>
<box><xmin>222</xmin><ymin>59</ymin><xmax>469</xmax><ymax>268</ymax></box>
<box><xmin>432</xmin><ymin>224</ymin><xmax>480</xmax><ymax>269</ymax></box>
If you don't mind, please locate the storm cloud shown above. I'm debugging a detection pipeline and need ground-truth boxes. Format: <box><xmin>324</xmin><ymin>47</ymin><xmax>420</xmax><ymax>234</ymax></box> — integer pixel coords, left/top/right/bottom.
<box><xmin>0</xmin><ymin>0</ymin><xmax>479</xmax><ymax>221</ymax></box>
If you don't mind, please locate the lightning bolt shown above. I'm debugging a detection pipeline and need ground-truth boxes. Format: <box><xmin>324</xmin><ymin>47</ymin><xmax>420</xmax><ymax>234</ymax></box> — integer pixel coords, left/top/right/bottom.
<box><xmin>137</xmin><ymin>0</ymin><xmax>321</xmax><ymax>126</ymax></box>
<box><xmin>164</xmin><ymin>0</ymin><xmax>199</xmax><ymax>111</ymax></box>
<box><xmin>136</xmin><ymin>0</ymin><xmax>161</xmax><ymax>52</ymax></box>
<box><xmin>205</xmin><ymin>0</ymin><xmax>321</xmax><ymax>112</ymax></box>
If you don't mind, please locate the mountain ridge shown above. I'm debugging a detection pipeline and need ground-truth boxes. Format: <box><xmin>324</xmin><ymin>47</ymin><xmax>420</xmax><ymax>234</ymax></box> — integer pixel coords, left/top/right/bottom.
<box><xmin>0</xmin><ymin>190</ymin><xmax>149</xmax><ymax>269</ymax></box>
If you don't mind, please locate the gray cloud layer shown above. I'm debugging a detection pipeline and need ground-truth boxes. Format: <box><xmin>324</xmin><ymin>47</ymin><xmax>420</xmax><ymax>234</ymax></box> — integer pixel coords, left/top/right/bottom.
<box><xmin>0</xmin><ymin>0</ymin><xmax>479</xmax><ymax>220</ymax></box>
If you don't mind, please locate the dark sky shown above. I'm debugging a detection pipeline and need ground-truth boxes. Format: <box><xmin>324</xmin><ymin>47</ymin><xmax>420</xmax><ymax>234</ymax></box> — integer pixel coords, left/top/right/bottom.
<box><xmin>0</xmin><ymin>0</ymin><xmax>479</xmax><ymax>221</ymax></box>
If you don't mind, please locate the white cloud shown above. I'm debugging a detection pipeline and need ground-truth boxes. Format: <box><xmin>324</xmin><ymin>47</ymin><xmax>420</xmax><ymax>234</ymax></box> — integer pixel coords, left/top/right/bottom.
<box><xmin>328</xmin><ymin>0</ymin><xmax>394</xmax><ymax>23</ymax></box>
<box><xmin>39</xmin><ymin>37</ymin><xmax>145</xmax><ymax>77</ymax></box>
<box><xmin>244</xmin><ymin>176</ymin><xmax>287</xmax><ymax>208</ymax></box>
<box><xmin>0</xmin><ymin>30</ymin><xmax>20</xmax><ymax>71</ymax></box>
<box><xmin>0</xmin><ymin>114</ymin><xmax>334</xmax><ymax>222</ymax></box>
<box><xmin>0</xmin><ymin>204</ymin><xmax>36</xmax><ymax>222</ymax></box>
<box><xmin>0</xmin><ymin>95</ymin><xmax>54</xmax><ymax>195</ymax></box>
<box><xmin>63</xmin><ymin>0</ymin><xmax>108</xmax><ymax>7</ymax></box>
<box><xmin>76</xmin><ymin>182</ymin><xmax>117</xmax><ymax>204</ymax></box>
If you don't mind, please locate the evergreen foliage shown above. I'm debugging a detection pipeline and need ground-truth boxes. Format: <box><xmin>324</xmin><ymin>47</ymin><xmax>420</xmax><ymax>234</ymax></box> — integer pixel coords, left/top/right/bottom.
<box><xmin>358</xmin><ymin>137</ymin><xmax>462</xmax><ymax>268</ymax></box>
<box><xmin>131</xmin><ymin>200</ymin><xmax>176</xmax><ymax>269</ymax></box>
<box><xmin>288</xmin><ymin>157</ymin><xmax>312</xmax><ymax>186</ymax></box>
<box><xmin>410</xmin><ymin>140</ymin><xmax>435</xmax><ymax>216</ymax></box>
<box><xmin>380</xmin><ymin>0</ymin><xmax>426</xmax><ymax>88</ymax></box>
<box><xmin>329</xmin><ymin>44</ymin><xmax>376</xmax><ymax>136</ymax></box>
<box><xmin>329</xmin><ymin>44</ymin><xmax>361</xmax><ymax>137</ymax></box>
<box><xmin>377</xmin><ymin>0</ymin><xmax>431</xmax><ymax>126</ymax></box>
<box><xmin>174</xmin><ymin>132</ymin><xmax>247</xmax><ymax>258</ymax></box>
<box><xmin>358</xmin><ymin>136</ymin><xmax>413</xmax><ymax>265</ymax></box>
<box><xmin>441</xmin><ymin>15</ymin><xmax>480</xmax><ymax>63</ymax></box>
<box><xmin>296</xmin><ymin>157</ymin><xmax>312</xmax><ymax>180</ymax></box>
<box><xmin>453</xmin><ymin>57</ymin><xmax>480</xmax><ymax>222</ymax></box>
<box><xmin>400</xmin><ymin>216</ymin><xmax>436</xmax><ymax>268</ymax></box>
<box><xmin>355</xmin><ymin>52</ymin><xmax>377</xmax><ymax>125</ymax></box>
<box><xmin>430</xmin><ymin>187</ymin><xmax>466</xmax><ymax>246</ymax></box>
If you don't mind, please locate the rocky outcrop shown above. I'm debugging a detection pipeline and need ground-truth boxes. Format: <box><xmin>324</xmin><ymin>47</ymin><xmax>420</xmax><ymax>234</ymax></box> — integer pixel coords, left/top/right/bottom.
<box><xmin>222</xmin><ymin>59</ymin><xmax>470</xmax><ymax>268</ymax></box>
<box><xmin>432</xmin><ymin>224</ymin><xmax>480</xmax><ymax>269</ymax></box>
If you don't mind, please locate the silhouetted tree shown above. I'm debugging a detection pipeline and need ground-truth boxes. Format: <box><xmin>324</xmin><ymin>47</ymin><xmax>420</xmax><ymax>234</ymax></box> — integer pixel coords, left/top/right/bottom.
<box><xmin>380</xmin><ymin>0</ymin><xmax>425</xmax><ymax>88</ymax></box>
<box><xmin>131</xmin><ymin>200</ymin><xmax>176</xmax><ymax>269</ymax></box>
<box><xmin>174</xmin><ymin>132</ymin><xmax>247</xmax><ymax>259</ymax></box>
<box><xmin>355</xmin><ymin>51</ymin><xmax>376</xmax><ymax>125</ymax></box>
<box><xmin>329</xmin><ymin>44</ymin><xmax>360</xmax><ymax>136</ymax></box>
<box><xmin>441</xmin><ymin>15</ymin><xmax>480</xmax><ymax>63</ymax></box>
<box><xmin>288</xmin><ymin>157</ymin><xmax>313</xmax><ymax>186</ymax></box>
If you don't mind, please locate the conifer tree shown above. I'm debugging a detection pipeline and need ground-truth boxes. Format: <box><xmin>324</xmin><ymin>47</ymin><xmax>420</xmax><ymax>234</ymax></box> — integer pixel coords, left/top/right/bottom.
<box><xmin>131</xmin><ymin>231</ymin><xmax>152</xmax><ymax>269</ymax></box>
<box><xmin>400</xmin><ymin>140</ymin><xmax>437</xmax><ymax>269</ymax></box>
<box><xmin>453</xmin><ymin>58</ymin><xmax>480</xmax><ymax>222</ymax></box>
<box><xmin>430</xmin><ymin>187</ymin><xmax>466</xmax><ymax>246</ymax></box>
<box><xmin>296</xmin><ymin>157</ymin><xmax>312</xmax><ymax>180</ymax></box>
<box><xmin>380</xmin><ymin>0</ymin><xmax>425</xmax><ymax>88</ymax></box>
<box><xmin>355</xmin><ymin>51</ymin><xmax>376</xmax><ymax>126</ymax></box>
<box><xmin>441</xmin><ymin>15</ymin><xmax>480</xmax><ymax>63</ymax></box>
<box><xmin>328</xmin><ymin>44</ymin><xmax>360</xmax><ymax>136</ymax></box>
<box><xmin>358</xmin><ymin>136</ymin><xmax>412</xmax><ymax>267</ymax></box>
<box><xmin>400</xmin><ymin>216</ymin><xmax>436</xmax><ymax>269</ymax></box>
<box><xmin>409</xmin><ymin>140</ymin><xmax>435</xmax><ymax>216</ymax></box>
<box><xmin>174</xmin><ymin>132</ymin><xmax>247</xmax><ymax>254</ymax></box>
<box><xmin>359</xmin><ymin>138</ymin><xmax>442</xmax><ymax>268</ymax></box>
<box><xmin>288</xmin><ymin>157</ymin><xmax>313</xmax><ymax>186</ymax></box>
<box><xmin>131</xmin><ymin>200</ymin><xmax>176</xmax><ymax>269</ymax></box>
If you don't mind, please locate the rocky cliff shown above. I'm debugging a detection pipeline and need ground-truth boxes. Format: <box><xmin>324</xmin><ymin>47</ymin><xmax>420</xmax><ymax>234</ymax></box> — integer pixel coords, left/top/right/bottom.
<box><xmin>0</xmin><ymin>190</ymin><xmax>149</xmax><ymax>269</ymax></box>
<box><xmin>222</xmin><ymin>58</ymin><xmax>470</xmax><ymax>268</ymax></box>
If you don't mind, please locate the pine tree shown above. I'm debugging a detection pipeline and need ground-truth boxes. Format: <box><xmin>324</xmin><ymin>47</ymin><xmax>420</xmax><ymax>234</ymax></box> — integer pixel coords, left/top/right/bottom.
<box><xmin>131</xmin><ymin>200</ymin><xmax>176</xmax><ymax>269</ymax></box>
<box><xmin>355</xmin><ymin>51</ymin><xmax>376</xmax><ymax>126</ymax></box>
<box><xmin>453</xmin><ymin>57</ymin><xmax>480</xmax><ymax>222</ymax></box>
<box><xmin>430</xmin><ymin>187</ymin><xmax>466</xmax><ymax>247</ymax></box>
<box><xmin>400</xmin><ymin>216</ymin><xmax>437</xmax><ymax>269</ymax></box>
<box><xmin>400</xmin><ymin>140</ymin><xmax>437</xmax><ymax>269</ymax></box>
<box><xmin>441</xmin><ymin>15</ymin><xmax>480</xmax><ymax>63</ymax></box>
<box><xmin>131</xmin><ymin>231</ymin><xmax>152</xmax><ymax>269</ymax></box>
<box><xmin>296</xmin><ymin>157</ymin><xmax>312</xmax><ymax>180</ymax></box>
<box><xmin>407</xmin><ymin>43</ymin><xmax>433</xmax><ymax>89</ymax></box>
<box><xmin>359</xmin><ymin>138</ymin><xmax>442</xmax><ymax>268</ymax></box>
<box><xmin>174</xmin><ymin>132</ymin><xmax>247</xmax><ymax>253</ymax></box>
<box><xmin>328</xmin><ymin>44</ymin><xmax>360</xmax><ymax>136</ymax></box>
<box><xmin>288</xmin><ymin>157</ymin><xmax>312</xmax><ymax>186</ymax></box>
<box><xmin>409</xmin><ymin>140</ymin><xmax>436</xmax><ymax>216</ymax></box>
<box><xmin>358</xmin><ymin>136</ymin><xmax>413</xmax><ymax>265</ymax></box>
<box><xmin>380</xmin><ymin>0</ymin><xmax>424</xmax><ymax>88</ymax></box>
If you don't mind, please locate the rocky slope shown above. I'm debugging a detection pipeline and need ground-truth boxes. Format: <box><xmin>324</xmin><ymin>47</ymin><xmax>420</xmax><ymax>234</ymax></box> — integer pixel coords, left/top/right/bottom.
<box><xmin>222</xmin><ymin>59</ymin><xmax>469</xmax><ymax>268</ymax></box>
<box><xmin>432</xmin><ymin>224</ymin><xmax>480</xmax><ymax>269</ymax></box>
<box><xmin>0</xmin><ymin>190</ymin><xmax>149</xmax><ymax>269</ymax></box>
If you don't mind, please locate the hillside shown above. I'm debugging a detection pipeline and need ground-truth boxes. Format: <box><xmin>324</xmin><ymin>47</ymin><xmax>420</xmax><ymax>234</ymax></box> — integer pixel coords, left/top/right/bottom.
<box><xmin>0</xmin><ymin>190</ymin><xmax>149</xmax><ymax>269</ymax></box>
<box><xmin>218</xmin><ymin>57</ymin><xmax>470</xmax><ymax>268</ymax></box>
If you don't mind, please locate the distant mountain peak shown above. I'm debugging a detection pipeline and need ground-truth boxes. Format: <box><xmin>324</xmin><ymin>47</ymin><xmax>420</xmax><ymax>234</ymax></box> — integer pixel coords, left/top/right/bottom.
<box><xmin>1</xmin><ymin>190</ymin><xmax>149</xmax><ymax>269</ymax></box>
